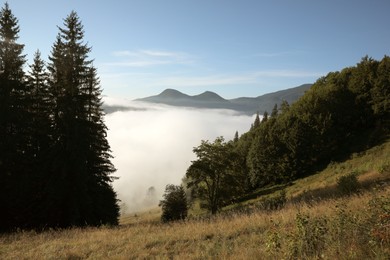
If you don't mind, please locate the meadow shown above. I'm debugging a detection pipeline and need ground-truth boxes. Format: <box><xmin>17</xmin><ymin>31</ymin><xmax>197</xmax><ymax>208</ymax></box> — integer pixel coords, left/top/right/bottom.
<box><xmin>1</xmin><ymin>141</ymin><xmax>389</xmax><ymax>259</ymax></box>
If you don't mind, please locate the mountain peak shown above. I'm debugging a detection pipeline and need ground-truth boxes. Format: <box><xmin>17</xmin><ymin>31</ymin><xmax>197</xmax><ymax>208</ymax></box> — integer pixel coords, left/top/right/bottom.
<box><xmin>194</xmin><ymin>91</ymin><xmax>226</xmax><ymax>102</ymax></box>
<box><xmin>158</xmin><ymin>89</ymin><xmax>188</xmax><ymax>99</ymax></box>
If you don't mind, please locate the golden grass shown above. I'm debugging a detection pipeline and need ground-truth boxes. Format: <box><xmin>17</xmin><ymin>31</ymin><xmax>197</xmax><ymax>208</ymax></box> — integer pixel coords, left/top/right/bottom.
<box><xmin>1</xmin><ymin>186</ymin><xmax>388</xmax><ymax>259</ymax></box>
<box><xmin>119</xmin><ymin>207</ymin><xmax>162</xmax><ymax>226</ymax></box>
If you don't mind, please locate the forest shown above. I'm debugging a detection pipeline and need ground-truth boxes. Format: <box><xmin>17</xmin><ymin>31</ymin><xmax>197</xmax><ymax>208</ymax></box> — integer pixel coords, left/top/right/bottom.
<box><xmin>177</xmin><ymin>55</ymin><xmax>390</xmax><ymax>217</ymax></box>
<box><xmin>1</xmin><ymin>2</ymin><xmax>389</xmax><ymax>232</ymax></box>
<box><xmin>0</xmin><ymin>3</ymin><xmax>119</xmax><ymax>231</ymax></box>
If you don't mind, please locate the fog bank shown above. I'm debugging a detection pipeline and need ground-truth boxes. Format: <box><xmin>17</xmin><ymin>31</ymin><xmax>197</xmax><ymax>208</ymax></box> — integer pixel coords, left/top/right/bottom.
<box><xmin>105</xmin><ymin>100</ymin><xmax>254</xmax><ymax>213</ymax></box>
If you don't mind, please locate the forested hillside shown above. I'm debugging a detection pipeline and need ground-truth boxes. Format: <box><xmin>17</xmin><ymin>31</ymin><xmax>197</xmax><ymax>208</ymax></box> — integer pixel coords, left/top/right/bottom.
<box><xmin>0</xmin><ymin>4</ymin><xmax>119</xmax><ymax>231</ymax></box>
<box><xmin>184</xmin><ymin>56</ymin><xmax>390</xmax><ymax>214</ymax></box>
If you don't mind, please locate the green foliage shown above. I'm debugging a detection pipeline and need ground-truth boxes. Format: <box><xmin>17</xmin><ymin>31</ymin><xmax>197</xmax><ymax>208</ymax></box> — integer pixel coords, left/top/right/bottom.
<box><xmin>288</xmin><ymin>213</ymin><xmax>328</xmax><ymax>259</ymax></box>
<box><xmin>265</xmin><ymin>219</ymin><xmax>282</xmax><ymax>252</ymax></box>
<box><xmin>244</xmin><ymin>55</ymin><xmax>390</xmax><ymax>193</ymax></box>
<box><xmin>159</xmin><ymin>184</ymin><xmax>188</xmax><ymax>222</ymax></box>
<box><xmin>186</xmin><ymin>137</ymin><xmax>241</xmax><ymax>214</ymax></box>
<box><xmin>337</xmin><ymin>172</ymin><xmax>361</xmax><ymax>195</ymax></box>
<box><xmin>185</xmin><ymin>55</ymin><xmax>389</xmax><ymax>214</ymax></box>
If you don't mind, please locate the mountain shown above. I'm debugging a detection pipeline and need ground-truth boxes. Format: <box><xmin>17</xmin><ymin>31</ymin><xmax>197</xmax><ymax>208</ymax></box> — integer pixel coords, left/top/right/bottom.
<box><xmin>136</xmin><ymin>88</ymin><xmax>232</xmax><ymax>109</ymax></box>
<box><xmin>152</xmin><ymin>89</ymin><xmax>190</xmax><ymax>100</ymax></box>
<box><xmin>193</xmin><ymin>91</ymin><xmax>227</xmax><ymax>102</ymax></box>
<box><xmin>134</xmin><ymin>84</ymin><xmax>312</xmax><ymax>115</ymax></box>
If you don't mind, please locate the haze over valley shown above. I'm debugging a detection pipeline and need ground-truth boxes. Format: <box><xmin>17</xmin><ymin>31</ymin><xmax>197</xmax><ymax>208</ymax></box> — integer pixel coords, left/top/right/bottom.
<box><xmin>104</xmin><ymin>99</ymin><xmax>255</xmax><ymax>212</ymax></box>
<box><xmin>103</xmin><ymin>84</ymin><xmax>312</xmax><ymax>212</ymax></box>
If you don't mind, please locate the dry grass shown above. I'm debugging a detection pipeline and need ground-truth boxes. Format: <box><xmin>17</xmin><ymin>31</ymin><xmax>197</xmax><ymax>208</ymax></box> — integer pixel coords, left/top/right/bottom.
<box><xmin>1</xmin><ymin>141</ymin><xmax>389</xmax><ymax>259</ymax></box>
<box><xmin>0</xmin><ymin>187</ymin><xmax>388</xmax><ymax>259</ymax></box>
<box><xmin>120</xmin><ymin>207</ymin><xmax>162</xmax><ymax>226</ymax></box>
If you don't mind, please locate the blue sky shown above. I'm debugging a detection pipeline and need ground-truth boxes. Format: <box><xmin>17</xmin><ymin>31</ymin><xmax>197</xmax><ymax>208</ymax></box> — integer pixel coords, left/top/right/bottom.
<box><xmin>6</xmin><ymin>0</ymin><xmax>390</xmax><ymax>99</ymax></box>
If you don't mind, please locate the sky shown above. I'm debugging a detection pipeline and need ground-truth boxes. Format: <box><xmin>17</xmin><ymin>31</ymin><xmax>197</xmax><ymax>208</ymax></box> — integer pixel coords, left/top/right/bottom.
<box><xmin>6</xmin><ymin>0</ymin><xmax>390</xmax><ymax>99</ymax></box>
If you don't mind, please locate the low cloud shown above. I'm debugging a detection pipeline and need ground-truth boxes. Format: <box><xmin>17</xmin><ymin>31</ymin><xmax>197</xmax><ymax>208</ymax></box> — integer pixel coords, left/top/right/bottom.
<box><xmin>105</xmin><ymin>100</ymin><xmax>254</xmax><ymax>213</ymax></box>
<box><xmin>105</xmin><ymin>49</ymin><xmax>194</xmax><ymax>68</ymax></box>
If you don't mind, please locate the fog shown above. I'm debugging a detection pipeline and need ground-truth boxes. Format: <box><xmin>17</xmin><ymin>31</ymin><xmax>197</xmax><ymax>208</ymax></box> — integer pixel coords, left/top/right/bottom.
<box><xmin>104</xmin><ymin>99</ymin><xmax>254</xmax><ymax>213</ymax></box>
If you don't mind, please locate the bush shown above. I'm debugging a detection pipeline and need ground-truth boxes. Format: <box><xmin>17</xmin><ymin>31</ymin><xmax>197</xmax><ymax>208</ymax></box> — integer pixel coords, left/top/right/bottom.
<box><xmin>337</xmin><ymin>172</ymin><xmax>361</xmax><ymax>195</ymax></box>
<box><xmin>288</xmin><ymin>213</ymin><xmax>328</xmax><ymax>259</ymax></box>
<box><xmin>159</xmin><ymin>184</ymin><xmax>188</xmax><ymax>222</ymax></box>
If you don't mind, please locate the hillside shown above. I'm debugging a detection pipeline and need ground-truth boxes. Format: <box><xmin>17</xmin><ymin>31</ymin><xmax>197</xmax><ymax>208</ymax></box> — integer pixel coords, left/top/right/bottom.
<box><xmin>1</xmin><ymin>140</ymin><xmax>389</xmax><ymax>259</ymax></box>
<box><xmin>229</xmin><ymin>83</ymin><xmax>312</xmax><ymax>114</ymax></box>
<box><xmin>132</xmin><ymin>84</ymin><xmax>312</xmax><ymax>115</ymax></box>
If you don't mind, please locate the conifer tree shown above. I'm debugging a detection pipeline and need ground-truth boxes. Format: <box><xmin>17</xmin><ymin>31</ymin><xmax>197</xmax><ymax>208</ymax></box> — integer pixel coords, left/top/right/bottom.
<box><xmin>46</xmin><ymin>11</ymin><xmax>119</xmax><ymax>227</ymax></box>
<box><xmin>271</xmin><ymin>104</ymin><xmax>278</xmax><ymax>117</ymax></box>
<box><xmin>262</xmin><ymin>110</ymin><xmax>269</xmax><ymax>123</ymax></box>
<box><xmin>251</xmin><ymin>111</ymin><xmax>260</xmax><ymax>130</ymax></box>
<box><xmin>0</xmin><ymin>3</ymin><xmax>25</xmax><ymax>80</ymax></box>
<box><xmin>0</xmin><ymin>2</ymin><xmax>29</xmax><ymax>230</ymax></box>
<box><xmin>233</xmin><ymin>130</ymin><xmax>239</xmax><ymax>143</ymax></box>
<box><xmin>27</xmin><ymin>50</ymin><xmax>52</xmax><ymax>157</ymax></box>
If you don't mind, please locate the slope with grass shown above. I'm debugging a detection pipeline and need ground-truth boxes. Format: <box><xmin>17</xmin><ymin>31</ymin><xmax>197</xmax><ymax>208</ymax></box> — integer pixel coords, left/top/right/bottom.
<box><xmin>1</xmin><ymin>140</ymin><xmax>389</xmax><ymax>259</ymax></box>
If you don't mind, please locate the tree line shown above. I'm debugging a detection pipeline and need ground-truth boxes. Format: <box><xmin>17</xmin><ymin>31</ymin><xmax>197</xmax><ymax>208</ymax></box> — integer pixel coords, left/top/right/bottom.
<box><xmin>0</xmin><ymin>3</ymin><xmax>119</xmax><ymax>231</ymax></box>
<box><xmin>161</xmin><ymin>56</ymin><xmax>390</xmax><ymax>220</ymax></box>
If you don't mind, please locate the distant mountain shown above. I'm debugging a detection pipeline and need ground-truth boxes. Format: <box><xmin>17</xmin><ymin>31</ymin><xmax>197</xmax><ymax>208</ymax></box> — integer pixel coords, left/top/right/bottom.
<box><xmin>133</xmin><ymin>84</ymin><xmax>312</xmax><ymax>115</ymax></box>
<box><xmin>193</xmin><ymin>91</ymin><xmax>227</xmax><ymax>102</ymax></box>
<box><xmin>154</xmin><ymin>89</ymin><xmax>190</xmax><ymax>100</ymax></box>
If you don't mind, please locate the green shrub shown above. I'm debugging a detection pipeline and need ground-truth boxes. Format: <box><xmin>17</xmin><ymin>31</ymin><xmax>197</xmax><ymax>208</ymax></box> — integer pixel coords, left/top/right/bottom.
<box><xmin>337</xmin><ymin>172</ymin><xmax>361</xmax><ymax>195</ymax></box>
<box><xmin>159</xmin><ymin>184</ymin><xmax>188</xmax><ymax>222</ymax></box>
<box><xmin>288</xmin><ymin>213</ymin><xmax>328</xmax><ymax>259</ymax></box>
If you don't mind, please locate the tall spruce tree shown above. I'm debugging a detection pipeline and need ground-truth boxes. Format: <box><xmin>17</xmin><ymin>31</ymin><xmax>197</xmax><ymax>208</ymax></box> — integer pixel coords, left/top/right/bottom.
<box><xmin>46</xmin><ymin>11</ymin><xmax>119</xmax><ymax>227</ymax></box>
<box><xmin>0</xmin><ymin>2</ymin><xmax>30</xmax><ymax>231</ymax></box>
<box><xmin>0</xmin><ymin>3</ymin><xmax>25</xmax><ymax>79</ymax></box>
<box><xmin>27</xmin><ymin>50</ymin><xmax>52</xmax><ymax>157</ymax></box>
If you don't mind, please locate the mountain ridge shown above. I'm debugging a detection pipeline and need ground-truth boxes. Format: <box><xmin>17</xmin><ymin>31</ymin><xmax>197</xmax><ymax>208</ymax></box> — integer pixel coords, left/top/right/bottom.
<box><xmin>134</xmin><ymin>84</ymin><xmax>312</xmax><ymax>115</ymax></box>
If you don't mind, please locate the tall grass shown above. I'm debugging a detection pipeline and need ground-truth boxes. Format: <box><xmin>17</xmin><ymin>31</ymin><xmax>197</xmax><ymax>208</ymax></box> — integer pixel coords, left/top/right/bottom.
<box><xmin>0</xmin><ymin>187</ymin><xmax>388</xmax><ymax>259</ymax></box>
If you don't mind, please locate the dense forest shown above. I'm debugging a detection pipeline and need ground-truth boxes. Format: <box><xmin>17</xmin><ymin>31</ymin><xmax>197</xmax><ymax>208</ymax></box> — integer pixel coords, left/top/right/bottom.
<box><xmin>0</xmin><ymin>3</ymin><xmax>119</xmax><ymax>231</ymax></box>
<box><xmin>182</xmin><ymin>55</ymin><xmax>390</xmax><ymax>216</ymax></box>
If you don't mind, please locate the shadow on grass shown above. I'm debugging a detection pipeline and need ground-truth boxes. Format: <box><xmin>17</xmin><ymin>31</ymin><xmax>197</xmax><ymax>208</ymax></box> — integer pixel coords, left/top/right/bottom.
<box><xmin>231</xmin><ymin>183</ymin><xmax>292</xmax><ymax>204</ymax></box>
<box><xmin>221</xmin><ymin>171</ymin><xmax>389</xmax><ymax>219</ymax></box>
<box><xmin>290</xmin><ymin>172</ymin><xmax>390</xmax><ymax>205</ymax></box>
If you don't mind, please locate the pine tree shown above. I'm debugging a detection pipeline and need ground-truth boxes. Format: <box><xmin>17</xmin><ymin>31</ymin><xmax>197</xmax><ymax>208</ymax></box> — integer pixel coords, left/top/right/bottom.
<box><xmin>251</xmin><ymin>111</ymin><xmax>260</xmax><ymax>130</ymax></box>
<box><xmin>46</xmin><ymin>11</ymin><xmax>119</xmax><ymax>227</ymax></box>
<box><xmin>27</xmin><ymin>50</ymin><xmax>52</xmax><ymax>157</ymax></box>
<box><xmin>0</xmin><ymin>3</ymin><xmax>25</xmax><ymax>80</ymax></box>
<box><xmin>262</xmin><ymin>110</ymin><xmax>269</xmax><ymax>123</ymax></box>
<box><xmin>0</xmin><ymin>2</ymin><xmax>30</xmax><ymax>230</ymax></box>
<box><xmin>271</xmin><ymin>104</ymin><xmax>278</xmax><ymax>117</ymax></box>
<box><xmin>233</xmin><ymin>131</ymin><xmax>239</xmax><ymax>143</ymax></box>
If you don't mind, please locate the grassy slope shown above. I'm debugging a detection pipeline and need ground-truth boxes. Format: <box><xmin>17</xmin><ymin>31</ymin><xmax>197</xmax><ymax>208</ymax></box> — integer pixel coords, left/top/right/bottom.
<box><xmin>1</xmin><ymin>141</ymin><xmax>389</xmax><ymax>259</ymax></box>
